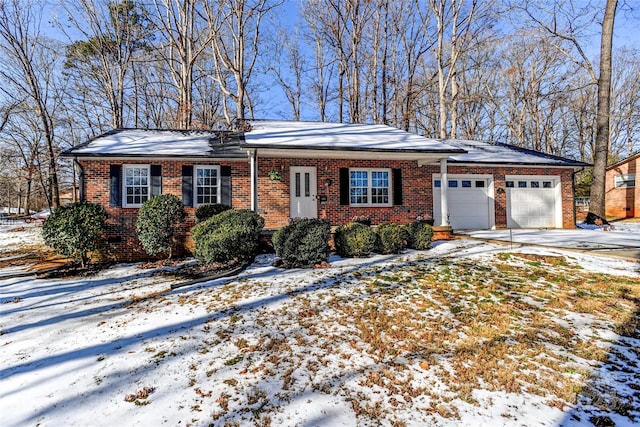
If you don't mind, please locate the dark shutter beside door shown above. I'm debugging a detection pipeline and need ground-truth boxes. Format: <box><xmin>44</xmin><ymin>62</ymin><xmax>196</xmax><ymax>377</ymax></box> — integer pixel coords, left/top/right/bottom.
<box><xmin>182</xmin><ymin>165</ymin><xmax>193</xmax><ymax>206</ymax></box>
<box><xmin>392</xmin><ymin>168</ymin><xmax>403</xmax><ymax>206</ymax></box>
<box><xmin>221</xmin><ymin>166</ymin><xmax>232</xmax><ymax>207</ymax></box>
<box><xmin>339</xmin><ymin>168</ymin><xmax>349</xmax><ymax>205</ymax></box>
<box><xmin>109</xmin><ymin>165</ymin><xmax>121</xmax><ymax>207</ymax></box>
<box><xmin>150</xmin><ymin>165</ymin><xmax>162</xmax><ymax>197</ymax></box>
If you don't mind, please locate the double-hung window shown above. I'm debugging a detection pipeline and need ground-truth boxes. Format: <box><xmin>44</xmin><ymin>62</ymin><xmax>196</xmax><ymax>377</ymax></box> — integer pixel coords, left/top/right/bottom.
<box><xmin>349</xmin><ymin>168</ymin><xmax>391</xmax><ymax>206</ymax></box>
<box><xmin>195</xmin><ymin>165</ymin><xmax>221</xmax><ymax>205</ymax></box>
<box><xmin>614</xmin><ymin>174</ymin><xmax>635</xmax><ymax>188</ymax></box>
<box><xmin>123</xmin><ymin>165</ymin><xmax>150</xmax><ymax>207</ymax></box>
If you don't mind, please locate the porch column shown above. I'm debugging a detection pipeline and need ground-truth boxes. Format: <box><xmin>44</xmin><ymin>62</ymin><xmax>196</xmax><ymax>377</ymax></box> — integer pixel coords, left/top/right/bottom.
<box><xmin>250</xmin><ymin>150</ymin><xmax>258</xmax><ymax>212</ymax></box>
<box><xmin>439</xmin><ymin>158</ymin><xmax>450</xmax><ymax>227</ymax></box>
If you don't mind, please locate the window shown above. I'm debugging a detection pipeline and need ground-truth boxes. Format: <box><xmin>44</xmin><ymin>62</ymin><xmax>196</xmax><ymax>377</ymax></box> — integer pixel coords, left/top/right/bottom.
<box><xmin>349</xmin><ymin>168</ymin><xmax>391</xmax><ymax>206</ymax></box>
<box><xmin>615</xmin><ymin>174</ymin><xmax>636</xmax><ymax>188</ymax></box>
<box><xmin>543</xmin><ymin>181</ymin><xmax>552</xmax><ymax>188</ymax></box>
<box><xmin>195</xmin><ymin>166</ymin><xmax>220</xmax><ymax>205</ymax></box>
<box><xmin>434</xmin><ymin>180</ymin><xmax>441</xmax><ymax>188</ymax></box>
<box><xmin>475</xmin><ymin>181</ymin><xmax>485</xmax><ymax>188</ymax></box>
<box><xmin>123</xmin><ymin>165</ymin><xmax>150</xmax><ymax>207</ymax></box>
<box><xmin>506</xmin><ymin>181</ymin><xmax>514</xmax><ymax>188</ymax></box>
<box><xmin>518</xmin><ymin>181</ymin><xmax>527</xmax><ymax>188</ymax></box>
<box><xmin>461</xmin><ymin>180</ymin><xmax>472</xmax><ymax>188</ymax></box>
<box><xmin>531</xmin><ymin>181</ymin><xmax>540</xmax><ymax>188</ymax></box>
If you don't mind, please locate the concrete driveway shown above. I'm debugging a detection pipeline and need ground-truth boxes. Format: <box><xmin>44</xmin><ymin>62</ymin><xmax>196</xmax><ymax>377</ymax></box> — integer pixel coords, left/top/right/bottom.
<box><xmin>460</xmin><ymin>225</ymin><xmax>640</xmax><ymax>261</ymax></box>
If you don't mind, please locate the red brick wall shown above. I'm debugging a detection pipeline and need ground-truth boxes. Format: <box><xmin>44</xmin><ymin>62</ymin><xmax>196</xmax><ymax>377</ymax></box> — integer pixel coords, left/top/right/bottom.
<box><xmin>80</xmin><ymin>159</ymin><xmax>250</xmax><ymax>261</ymax></box>
<box><xmin>80</xmin><ymin>158</ymin><xmax>577</xmax><ymax>260</ymax></box>
<box><xmin>606</xmin><ymin>158</ymin><xmax>640</xmax><ymax>219</ymax></box>
<box><xmin>258</xmin><ymin>158</ymin><xmax>429</xmax><ymax>229</ymax></box>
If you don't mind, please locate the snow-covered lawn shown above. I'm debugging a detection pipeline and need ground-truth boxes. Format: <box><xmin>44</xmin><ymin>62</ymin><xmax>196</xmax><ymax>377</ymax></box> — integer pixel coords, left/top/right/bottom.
<box><xmin>1</xmin><ymin>224</ymin><xmax>639</xmax><ymax>426</ymax></box>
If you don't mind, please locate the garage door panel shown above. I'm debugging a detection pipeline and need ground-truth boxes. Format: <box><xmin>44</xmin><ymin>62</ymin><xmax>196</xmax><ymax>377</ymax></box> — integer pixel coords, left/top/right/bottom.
<box><xmin>433</xmin><ymin>177</ymin><xmax>491</xmax><ymax>229</ymax></box>
<box><xmin>506</xmin><ymin>177</ymin><xmax>559</xmax><ymax>228</ymax></box>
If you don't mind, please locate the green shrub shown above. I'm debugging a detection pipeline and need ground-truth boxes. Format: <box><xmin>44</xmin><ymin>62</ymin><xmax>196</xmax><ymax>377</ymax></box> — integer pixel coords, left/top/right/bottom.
<box><xmin>192</xmin><ymin>209</ymin><xmax>265</xmax><ymax>266</ymax></box>
<box><xmin>273</xmin><ymin>218</ymin><xmax>331</xmax><ymax>268</ymax></box>
<box><xmin>405</xmin><ymin>221</ymin><xmax>433</xmax><ymax>250</ymax></box>
<box><xmin>195</xmin><ymin>203</ymin><xmax>230</xmax><ymax>223</ymax></box>
<box><xmin>334</xmin><ymin>221</ymin><xmax>377</xmax><ymax>258</ymax></box>
<box><xmin>135</xmin><ymin>194</ymin><xmax>186</xmax><ymax>259</ymax></box>
<box><xmin>375</xmin><ymin>223</ymin><xmax>409</xmax><ymax>254</ymax></box>
<box><xmin>42</xmin><ymin>202</ymin><xmax>107</xmax><ymax>267</ymax></box>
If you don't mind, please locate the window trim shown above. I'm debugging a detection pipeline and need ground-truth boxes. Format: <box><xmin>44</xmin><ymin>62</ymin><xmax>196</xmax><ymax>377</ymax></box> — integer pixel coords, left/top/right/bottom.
<box><xmin>349</xmin><ymin>167</ymin><xmax>392</xmax><ymax>207</ymax></box>
<box><xmin>122</xmin><ymin>164</ymin><xmax>151</xmax><ymax>208</ymax></box>
<box><xmin>614</xmin><ymin>173</ymin><xmax>636</xmax><ymax>189</ymax></box>
<box><xmin>194</xmin><ymin>165</ymin><xmax>221</xmax><ymax>206</ymax></box>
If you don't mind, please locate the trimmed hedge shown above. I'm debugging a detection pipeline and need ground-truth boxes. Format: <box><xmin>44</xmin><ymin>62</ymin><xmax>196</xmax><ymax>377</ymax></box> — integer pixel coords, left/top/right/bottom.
<box><xmin>42</xmin><ymin>202</ymin><xmax>107</xmax><ymax>267</ymax></box>
<box><xmin>405</xmin><ymin>221</ymin><xmax>434</xmax><ymax>250</ymax></box>
<box><xmin>273</xmin><ymin>218</ymin><xmax>331</xmax><ymax>268</ymax></box>
<box><xmin>192</xmin><ymin>209</ymin><xmax>265</xmax><ymax>266</ymax></box>
<box><xmin>195</xmin><ymin>203</ymin><xmax>230</xmax><ymax>223</ymax></box>
<box><xmin>135</xmin><ymin>194</ymin><xmax>186</xmax><ymax>259</ymax></box>
<box><xmin>334</xmin><ymin>221</ymin><xmax>377</xmax><ymax>258</ymax></box>
<box><xmin>375</xmin><ymin>223</ymin><xmax>409</xmax><ymax>254</ymax></box>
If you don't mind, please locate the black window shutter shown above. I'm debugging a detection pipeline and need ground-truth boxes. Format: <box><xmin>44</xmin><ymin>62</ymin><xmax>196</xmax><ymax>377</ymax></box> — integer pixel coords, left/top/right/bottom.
<box><xmin>339</xmin><ymin>168</ymin><xmax>350</xmax><ymax>205</ymax></box>
<box><xmin>109</xmin><ymin>165</ymin><xmax>121</xmax><ymax>207</ymax></box>
<box><xmin>393</xmin><ymin>168</ymin><xmax>403</xmax><ymax>205</ymax></box>
<box><xmin>150</xmin><ymin>165</ymin><xmax>162</xmax><ymax>197</ymax></box>
<box><xmin>220</xmin><ymin>166</ymin><xmax>232</xmax><ymax>207</ymax></box>
<box><xmin>182</xmin><ymin>165</ymin><xmax>193</xmax><ymax>206</ymax></box>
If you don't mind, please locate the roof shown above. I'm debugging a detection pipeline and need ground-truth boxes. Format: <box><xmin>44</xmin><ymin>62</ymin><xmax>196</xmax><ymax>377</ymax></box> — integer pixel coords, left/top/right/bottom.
<box><xmin>441</xmin><ymin>139</ymin><xmax>589</xmax><ymax>168</ymax></box>
<box><xmin>62</xmin><ymin>121</ymin><xmax>586</xmax><ymax>168</ymax></box>
<box><xmin>607</xmin><ymin>152</ymin><xmax>640</xmax><ymax>170</ymax></box>
<box><xmin>242</xmin><ymin>120</ymin><xmax>465</xmax><ymax>154</ymax></box>
<box><xmin>63</xmin><ymin>129</ymin><xmax>246</xmax><ymax>158</ymax></box>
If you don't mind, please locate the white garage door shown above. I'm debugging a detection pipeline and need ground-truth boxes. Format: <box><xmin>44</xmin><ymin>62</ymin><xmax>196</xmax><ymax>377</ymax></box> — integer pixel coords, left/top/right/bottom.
<box><xmin>506</xmin><ymin>176</ymin><xmax>560</xmax><ymax>228</ymax></box>
<box><xmin>433</xmin><ymin>176</ymin><xmax>492</xmax><ymax>229</ymax></box>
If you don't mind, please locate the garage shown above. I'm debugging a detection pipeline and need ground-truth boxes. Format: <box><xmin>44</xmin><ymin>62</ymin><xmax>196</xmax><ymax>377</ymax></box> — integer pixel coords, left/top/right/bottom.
<box><xmin>506</xmin><ymin>175</ymin><xmax>561</xmax><ymax>228</ymax></box>
<box><xmin>433</xmin><ymin>175</ymin><xmax>494</xmax><ymax>229</ymax></box>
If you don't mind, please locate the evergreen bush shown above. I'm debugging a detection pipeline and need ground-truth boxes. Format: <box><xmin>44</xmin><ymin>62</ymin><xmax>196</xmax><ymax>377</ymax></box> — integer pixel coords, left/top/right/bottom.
<box><xmin>333</xmin><ymin>221</ymin><xmax>377</xmax><ymax>258</ymax></box>
<box><xmin>375</xmin><ymin>223</ymin><xmax>409</xmax><ymax>254</ymax></box>
<box><xmin>272</xmin><ymin>218</ymin><xmax>331</xmax><ymax>268</ymax></box>
<box><xmin>135</xmin><ymin>194</ymin><xmax>186</xmax><ymax>258</ymax></box>
<box><xmin>195</xmin><ymin>203</ymin><xmax>230</xmax><ymax>223</ymax></box>
<box><xmin>192</xmin><ymin>209</ymin><xmax>265</xmax><ymax>266</ymax></box>
<box><xmin>42</xmin><ymin>202</ymin><xmax>107</xmax><ymax>268</ymax></box>
<box><xmin>405</xmin><ymin>221</ymin><xmax>434</xmax><ymax>250</ymax></box>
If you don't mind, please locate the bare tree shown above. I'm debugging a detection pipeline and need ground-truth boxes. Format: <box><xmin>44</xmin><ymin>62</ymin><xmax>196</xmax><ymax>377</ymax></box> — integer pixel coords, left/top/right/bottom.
<box><xmin>589</xmin><ymin>0</ymin><xmax>617</xmax><ymax>221</ymax></box>
<box><xmin>204</xmin><ymin>0</ymin><xmax>281</xmax><ymax>123</ymax></box>
<box><xmin>62</xmin><ymin>0</ymin><xmax>153</xmax><ymax>130</ymax></box>
<box><xmin>0</xmin><ymin>0</ymin><xmax>61</xmax><ymax>207</ymax></box>
<box><xmin>149</xmin><ymin>0</ymin><xmax>211</xmax><ymax>129</ymax></box>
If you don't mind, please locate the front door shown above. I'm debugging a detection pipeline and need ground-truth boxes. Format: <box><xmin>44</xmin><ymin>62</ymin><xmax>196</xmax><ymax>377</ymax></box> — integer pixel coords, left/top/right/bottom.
<box><xmin>290</xmin><ymin>166</ymin><xmax>317</xmax><ymax>218</ymax></box>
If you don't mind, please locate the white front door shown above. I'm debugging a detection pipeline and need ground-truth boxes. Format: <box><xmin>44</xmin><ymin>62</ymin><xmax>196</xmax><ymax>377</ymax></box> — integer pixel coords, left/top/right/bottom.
<box><xmin>290</xmin><ymin>166</ymin><xmax>317</xmax><ymax>218</ymax></box>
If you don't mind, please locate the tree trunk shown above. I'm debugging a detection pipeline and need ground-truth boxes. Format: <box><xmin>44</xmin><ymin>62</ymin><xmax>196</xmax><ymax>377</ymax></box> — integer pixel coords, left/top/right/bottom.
<box><xmin>587</xmin><ymin>0</ymin><xmax>617</xmax><ymax>223</ymax></box>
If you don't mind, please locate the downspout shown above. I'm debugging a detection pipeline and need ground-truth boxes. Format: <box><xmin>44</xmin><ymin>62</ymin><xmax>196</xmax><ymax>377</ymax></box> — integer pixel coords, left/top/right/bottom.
<box><xmin>74</xmin><ymin>158</ymin><xmax>85</xmax><ymax>202</ymax></box>
<box><xmin>439</xmin><ymin>158</ymin><xmax>450</xmax><ymax>226</ymax></box>
<box><xmin>250</xmin><ymin>149</ymin><xmax>258</xmax><ymax>212</ymax></box>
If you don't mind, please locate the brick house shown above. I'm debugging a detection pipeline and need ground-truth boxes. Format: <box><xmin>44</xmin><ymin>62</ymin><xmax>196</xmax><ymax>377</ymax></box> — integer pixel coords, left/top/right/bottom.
<box><xmin>605</xmin><ymin>153</ymin><xmax>640</xmax><ymax>220</ymax></box>
<box><xmin>63</xmin><ymin>120</ymin><xmax>587</xmax><ymax>260</ymax></box>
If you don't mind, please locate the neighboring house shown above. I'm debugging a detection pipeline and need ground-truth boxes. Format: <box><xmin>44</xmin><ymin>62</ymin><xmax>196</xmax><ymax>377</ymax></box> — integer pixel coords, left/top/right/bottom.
<box><xmin>605</xmin><ymin>153</ymin><xmax>640</xmax><ymax>220</ymax></box>
<box><xmin>63</xmin><ymin>120</ymin><xmax>588</xmax><ymax>260</ymax></box>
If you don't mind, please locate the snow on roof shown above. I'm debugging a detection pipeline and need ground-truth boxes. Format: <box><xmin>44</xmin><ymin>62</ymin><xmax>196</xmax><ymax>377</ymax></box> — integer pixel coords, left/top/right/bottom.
<box><xmin>442</xmin><ymin>138</ymin><xmax>589</xmax><ymax>167</ymax></box>
<box><xmin>64</xmin><ymin>129</ymin><xmax>245</xmax><ymax>158</ymax></box>
<box><xmin>243</xmin><ymin>120</ymin><xmax>465</xmax><ymax>154</ymax></box>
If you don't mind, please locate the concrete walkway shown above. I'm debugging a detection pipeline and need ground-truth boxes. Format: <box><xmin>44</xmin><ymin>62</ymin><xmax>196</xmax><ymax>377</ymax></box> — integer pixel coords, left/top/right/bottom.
<box><xmin>459</xmin><ymin>226</ymin><xmax>640</xmax><ymax>261</ymax></box>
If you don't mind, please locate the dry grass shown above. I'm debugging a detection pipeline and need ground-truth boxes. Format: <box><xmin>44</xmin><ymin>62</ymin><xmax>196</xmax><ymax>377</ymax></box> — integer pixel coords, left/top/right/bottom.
<box><xmin>127</xmin><ymin>250</ymin><xmax>640</xmax><ymax>425</ymax></box>
<box><xmin>315</xmin><ymin>253</ymin><xmax>640</xmax><ymax>422</ymax></box>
